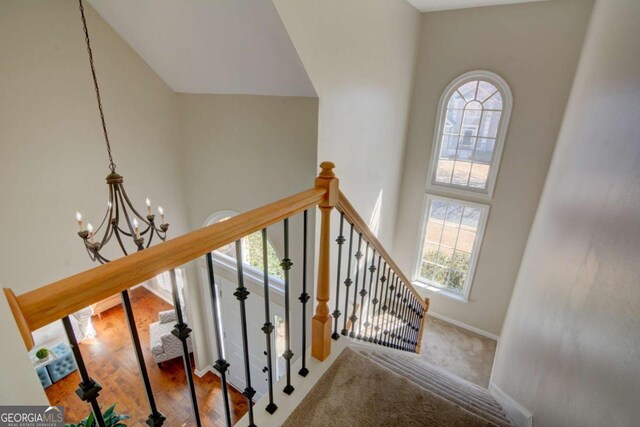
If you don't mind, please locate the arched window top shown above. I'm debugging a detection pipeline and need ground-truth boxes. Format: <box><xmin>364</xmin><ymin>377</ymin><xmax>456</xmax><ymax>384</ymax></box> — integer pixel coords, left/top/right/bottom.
<box><xmin>429</xmin><ymin>70</ymin><xmax>512</xmax><ymax>197</ymax></box>
<box><xmin>205</xmin><ymin>210</ymin><xmax>284</xmax><ymax>281</ymax></box>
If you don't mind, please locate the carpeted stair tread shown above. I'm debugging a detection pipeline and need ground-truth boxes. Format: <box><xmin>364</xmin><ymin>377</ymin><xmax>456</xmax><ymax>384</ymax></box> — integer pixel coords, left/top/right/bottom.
<box><xmin>360</xmin><ymin>350</ymin><xmax>512</xmax><ymax>426</ymax></box>
<box><xmin>284</xmin><ymin>347</ymin><xmax>499</xmax><ymax>427</ymax></box>
<box><xmin>365</xmin><ymin>353</ymin><xmax>510</xmax><ymax>425</ymax></box>
<box><xmin>375</xmin><ymin>351</ymin><xmax>503</xmax><ymax>408</ymax></box>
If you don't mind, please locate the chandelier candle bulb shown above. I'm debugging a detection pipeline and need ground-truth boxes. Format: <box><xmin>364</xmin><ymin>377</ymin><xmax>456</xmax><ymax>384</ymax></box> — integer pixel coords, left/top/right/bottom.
<box><xmin>87</xmin><ymin>223</ymin><xmax>94</xmax><ymax>243</ymax></box>
<box><xmin>158</xmin><ymin>206</ymin><xmax>165</xmax><ymax>223</ymax></box>
<box><xmin>133</xmin><ymin>218</ymin><xmax>141</xmax><ymax>239</ymax></box>
<box><xmin>146</xmin><ymin>198</ymin><xmax>152</xmax><ymax>215</ymax></box>
<box><xmin>76</xmin><ymin>212</ymin><xmax>83</xmax><ymax>231</ymax></box>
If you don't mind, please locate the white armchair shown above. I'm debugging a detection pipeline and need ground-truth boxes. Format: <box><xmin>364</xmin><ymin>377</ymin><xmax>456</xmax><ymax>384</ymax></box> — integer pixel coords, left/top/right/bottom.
<box><xmin>149</xmin><ymin>309</ymin><xmax>193</xmax><ymax>365</ymax></box>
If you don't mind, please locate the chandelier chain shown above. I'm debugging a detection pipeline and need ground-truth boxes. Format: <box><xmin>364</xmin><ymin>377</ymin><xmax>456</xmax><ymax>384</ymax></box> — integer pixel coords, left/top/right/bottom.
<box><xmin>79</xmin><ymin>0</ymin><xmax>116</xmax><ymax>172</ymax></box>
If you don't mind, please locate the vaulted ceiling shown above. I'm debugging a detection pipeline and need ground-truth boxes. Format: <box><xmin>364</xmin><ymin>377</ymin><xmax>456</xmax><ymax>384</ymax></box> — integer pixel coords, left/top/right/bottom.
<box><xmin>88</xmin><ymin>0</ymin><xmax>316</xmax><ymax>97</ymax></box>
<box><xmin>405</xmin><ymin>0</ymin><xmax>547</xmax><ymax>12</ymax></box>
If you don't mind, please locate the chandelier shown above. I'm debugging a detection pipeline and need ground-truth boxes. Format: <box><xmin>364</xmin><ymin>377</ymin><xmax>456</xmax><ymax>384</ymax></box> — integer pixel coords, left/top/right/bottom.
<box><xmin>75</xmin><ymin>0</ymin><xmax>168</xmax><ymax>264</ymax></box>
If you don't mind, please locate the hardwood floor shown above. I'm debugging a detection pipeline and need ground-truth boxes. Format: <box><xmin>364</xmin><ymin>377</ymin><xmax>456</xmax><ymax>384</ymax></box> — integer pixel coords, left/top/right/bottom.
<box><xmin>45</xmin><ymin>286</ymin><xmax>248</xmax><ymax>426</ymax></box>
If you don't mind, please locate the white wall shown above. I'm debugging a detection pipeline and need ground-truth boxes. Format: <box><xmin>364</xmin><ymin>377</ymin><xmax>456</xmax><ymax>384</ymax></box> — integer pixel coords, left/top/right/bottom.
<box><xmin>393</xmin><ymin>0</ymin><xmax>593</xmax><ymax>336</ymax></box>
<box><xmin>491</xmin><ymin>1</ymin><xmax>640</xmax><ymax>425</ymax></box>
<box><xmin>0</xmin><ymin>0</ymin><xmax>190</xmax><ymax>403</ymax></box>
<box><xmin>177</xmin><ymin>93</ymin><xmax>318</xmax><ymax>368</ymax></box>
<box><xmin>272</xmin><ymin>0</ymin><xmax>421</xmax><ymax>247</ymax></box>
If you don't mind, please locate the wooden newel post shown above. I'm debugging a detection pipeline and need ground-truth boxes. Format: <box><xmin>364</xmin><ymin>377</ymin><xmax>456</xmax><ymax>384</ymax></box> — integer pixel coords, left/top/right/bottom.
<box><xmin>312</xmin><ymin>161</ymin><xmax>339</xmax><ymax>361</ymax></box>
<box><xmin>416</xmin><ymin>297</ymin><xmax>430</xmax><ymax>354</ymax></box>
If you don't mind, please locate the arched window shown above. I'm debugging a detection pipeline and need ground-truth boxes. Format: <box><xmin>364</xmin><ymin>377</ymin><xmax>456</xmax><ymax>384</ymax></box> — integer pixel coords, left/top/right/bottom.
<box><xmin>428</xmin><ymin>71</ymin><xmax>512</xmax><ymax>196</ymax></box>
<box><xmin>205</xmin><ymin>211</ymin><xmax>284</xmax><ymax>280</ymax></box>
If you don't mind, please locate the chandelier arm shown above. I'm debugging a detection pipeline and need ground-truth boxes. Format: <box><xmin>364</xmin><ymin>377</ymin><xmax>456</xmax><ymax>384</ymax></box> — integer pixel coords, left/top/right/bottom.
<box><xmin>115</xmin><ymin>186</ymin><xmax>138</xmax><ymax>238</ymax></box>
<box><xmin>99</xmin><ymin>221</ymin><xmax>115</xmax><ymax>248</ymax></box>
<box><xmin>94</xmin><ymin>201</ymin><xmax>111</xmax><ymax>235</ymax></box>
<box><xmin>112</xmin><ymin>227</ymin><xmax>129</xmax><ymax>257</ymax></box>
<box><xmin>95</xmin><ymin>251</ymin><xmax>111</xmax><ymax>264</ymax></box>
<box><xmin>119</xmin><ymin>184</ymin><xmax>151</xmax><ymax>226</ymax></box>
<box><xmin>78</xmin><ymin>0</ymin><xmax>116</xmax><ymax>172</ymax></box>
<box><xmin>145</xmin><ymin>229</ymin><xmax>155</xmax><ymax>249</ymax></box>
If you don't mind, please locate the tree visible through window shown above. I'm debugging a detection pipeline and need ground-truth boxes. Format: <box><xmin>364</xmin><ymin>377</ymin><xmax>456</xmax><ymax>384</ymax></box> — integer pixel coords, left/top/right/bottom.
<box><xmin>416</xmin><ymin>196</ymin><xmax>488</xmax><ymax>297</ymax></box>
<box><xmin>430</xmin><ymin>71</ymin><xmax>511</xmax><ymax>196</ymax></box>
<box><xmin>216</xmin><ymin>229</ymin><xmax>285</xmax><ymax>280</ymax></box>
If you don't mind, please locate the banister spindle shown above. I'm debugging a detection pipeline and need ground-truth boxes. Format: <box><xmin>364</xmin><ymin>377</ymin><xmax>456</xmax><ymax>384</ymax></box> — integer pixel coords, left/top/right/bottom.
<box><xmin>411</xmin><ymin>298</ymin><xmax>420</xmax><ymax>351</ymax></box>
<box><xmin>396</xmin><ymin>285</ymin><xmax>407</xmax><ymax>349</ymax></box>
<box><xmin>400</xmin><ymin>286</ymin><xmax>411</xmax><ymax>350</ymax></box>
<box><xmin>373</xmin><ymin>261</ymin><xmax>387</xmax><ymax>344</ymax></box>
<box><xmin>121</xmin><ymin>290</ymin><xmax>165</xmax><ymax>426</ymax></box>
<box><xmin>391</xmin><ymin>276</ymin><xmax>403</xmax><ymax>349</ymax></box>
<box><xmin>312</xmin><ymin>162</ymin><xmax>339</xmax><ymax>361</ymax></box>
<box><xmin>234</xmin><ymin>241</ymin><xmax>257</xmax><ymax>426</ymax></box>
<box><xmin>356</xmin><ymin>241</ymin><xmax>370</xmax><ymax>340</ymax></box>
<box><xmin>205</xmin><ymin>253</ymin><xmax>232</xmax><ymax>426</ymax></box>
<box><xmin>332</xmin><ymin>213</ymin><xmax>346</xmax><ymax>340</ymax></box>
<box><xmin>363</xmin><ymin>249</ymin><xmax>377</xmax><ymax>341</ymax></box>
<box><xmin>341</xmin><ymin>223</ymin><xmax>355</xmax><ymax>336</ymax></box>
<box><xmin>381</xmin><ymin>268</ymin><xmax>393</xmax><ymax>346</ymax></box>
<box><xmin>369</xmin><ymin>255</ymin><xmax>382</xmax><ymax>343</ymax></box>
<box><xmin>349</xmin><ymin>233</ymin><xmax>363</xmax><ymax>338</ymax></box>
<box><xmin>261</xmin><ymin>229</ymin><xmax>278</xmax><ymax>413</ymax></box>
<box><xmin>299</xmin><ymin>210</ymin><xmax>311</xmax><ymax>377</ymax></box>
<box><xmin>169</xmin><ymin>268</ymin><xmax>201</xmax><ymax>426</ymax></box>
<box><xmin>62</xmin><ymin>316</ymin><xmax>106</xmax><ymax>427</ymax></box>
<box><xmin>281</xmin><ymin>218</ymin><xmax>295</xmax><ymax>394</ymax></box>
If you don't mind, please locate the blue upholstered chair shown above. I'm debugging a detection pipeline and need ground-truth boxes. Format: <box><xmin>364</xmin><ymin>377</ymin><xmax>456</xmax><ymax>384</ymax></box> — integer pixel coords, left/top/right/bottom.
<box><xmin>36</xmin><ymin>366</ymin><xmax>52</xmax><ymax>389</ymax></box>
<box><xmin>47</xmin><ymin>342</ymin><xmax>77</xmax><ymax>382</ymax></box>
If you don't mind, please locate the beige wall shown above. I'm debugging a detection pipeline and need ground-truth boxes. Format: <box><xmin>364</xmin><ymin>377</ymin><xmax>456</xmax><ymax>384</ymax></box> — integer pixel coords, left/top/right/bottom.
<box><xmin>272</xmin><ymin>0</ymin><xmax>421</xmax><ymax>247</ymax></box>
<box><xmin>393</xmin><ymin>0</ymin><xmax>593</xmax><ymax>336</ymax></box>
<box><xmin>492</xmin><ymin>0</ymin><xmax>640</xmax><ymax>424</ymax></box>
<box><xmin>177</xmin><ymin>93</ymin><xmax>318</xmax><ymax>367</ymax></box>
<box><xmin>0</xmin><ymin>1</ymin><xmax>190</xmax><ymax>403</ymax></box>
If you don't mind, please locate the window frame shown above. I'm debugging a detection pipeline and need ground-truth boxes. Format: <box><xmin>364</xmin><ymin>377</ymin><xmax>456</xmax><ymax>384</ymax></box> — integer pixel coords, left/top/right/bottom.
<box><xmin>426</xmin><ymin>70</ymin><xmax>512</xmax><ymax>199</ymax></box>
<box><xmin>412</xmin><ymin>194</ymin><xmax>490</xmax><ymax>302</ymax></box>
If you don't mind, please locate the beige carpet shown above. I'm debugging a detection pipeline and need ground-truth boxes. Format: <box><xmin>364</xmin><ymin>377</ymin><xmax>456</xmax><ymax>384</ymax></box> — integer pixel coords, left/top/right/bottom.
<box><xmin>420</xmin><ymin>316</ymin><xmax>497</xmax><ymax>388</ymax></box>
<box><xmin>283</xmin><ymin>348</ymin><xmax>495</xmax><ymax>427</ymax></box>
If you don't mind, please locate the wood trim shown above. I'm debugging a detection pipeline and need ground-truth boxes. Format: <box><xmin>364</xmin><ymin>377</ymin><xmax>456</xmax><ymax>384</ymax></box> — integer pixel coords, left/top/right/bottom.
<box><xmin>3</xmin><ymin>288</ymin><xmax>34</xmax><ymax>349</ymax></box>
<box><xmin>12</xmin><ymin>188</ymin><xmax>326</xmax><ymax>333</ymax></box>
<box><xmin>416</xmin><ymin>297</ymin><xmax>430</xmax><ymax>354</ymax></box>
<box><xmin>336</xmin><ymin>191</ymin><xmax>429</xmax><ymax>310</ymax></box>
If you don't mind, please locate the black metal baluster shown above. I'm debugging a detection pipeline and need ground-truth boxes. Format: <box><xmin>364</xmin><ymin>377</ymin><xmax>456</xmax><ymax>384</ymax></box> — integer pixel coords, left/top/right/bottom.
<box><xmin>388</xmin><ymin>274</ymin><xmax>399</xmax><ymax>347</ymax></box>
<box><xmin>374</xmin><ymin>262</ymin><xmax>388</xmax><ymax>344</ymax></box>
<box><xmin>349</xmin><ymin>233</ymin><xmax>363</xmax><ymax>338</ymax></box>
<box><xmin>411</xmin><ymin>298</ymin><xmax>420</xmax><ymax>351</ymax></box>
<box><xmin>363</xmin><ymin>249</ymin><xmax>377</xmax><ymax>341</ymax></box>
<box><xmin>299</xmin><ymin>211</ymin><xmax>310</xmax><ymax>377</ymax></box>
<box><xmin>368</xmin><ymin>255</ymin><xmax>382</xmax><ymax>343</ymax></box>
<box><xmin>356</xmin><ymin>242</ymin><xmax>370</xmax><ymax>340</ymax></box>
<box><xmin>169</xmin><ymin>269</ymin><xmax>201</xmax><ymax>426</ymax></box>
<box><xmin>260</xmin><ymin>229</ymin><xmax>278</xmax><ymax>413</ymax></box>
<box><xmin>332</xmin><ymin>213</ymin><xmax>346</xmax><ymax>340</ymax></box>
<box><xmin>380</xmin><ymin>267</ymin><xmax>392</xmax><ymax>346</ymax></box>
<box><xmin>121</xmin><ymin>290</ymin><xmax>165</xmax><ymax>426</ymax></box>
<box><xmin>280</xmin><ymin>218</ymin><xmax>295</xmax><ymax>395</ymax></box>
<box><xmin>400</xmin><ymin>287</ymin><xmax>411</xmax><ymax>350</ymax></box>
<box><xmin>234</xmin><ymin>241</ymin><xmax>256</xmax><ymax>426</ymax></box>
<box><xmin>391</xmin><ymin>277</ymin><xmax>403</xmax><ymax>349</ymax></box>
<box><xmin>341</xmin><ymin>223</ymin><xmax>355</xmax><ymax>336</ymax></box>
<box><xmin>205</xmin><ymin>253</ymin><xmax>232</xmax><ymax>427</ymax></box>
<box><xmin>62</xmin><ymin>316</ymin><xmax>106</xmax><ymax>427</ymax></box>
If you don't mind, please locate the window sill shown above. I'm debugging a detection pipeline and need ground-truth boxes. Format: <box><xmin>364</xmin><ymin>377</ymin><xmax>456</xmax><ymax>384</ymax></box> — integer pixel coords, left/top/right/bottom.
<box><xmin>412</xmin><ymin>281</ymin><xmax>469</xmax><ymax>303</ymax></box>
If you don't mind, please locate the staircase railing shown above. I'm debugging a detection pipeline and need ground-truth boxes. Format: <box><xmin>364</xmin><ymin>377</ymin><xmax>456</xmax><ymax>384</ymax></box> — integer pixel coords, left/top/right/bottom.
<box><xmin>4</xmin><ymin>161</ymin><xmax>428</xmax><ymax>427</ymax></box>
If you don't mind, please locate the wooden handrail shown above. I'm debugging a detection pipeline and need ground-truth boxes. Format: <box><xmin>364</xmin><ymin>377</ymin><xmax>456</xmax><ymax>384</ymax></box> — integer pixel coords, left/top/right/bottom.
<box><xmin>5</xmin><ymin>187</ymin><xmax>326</xmax><ymax>345</ymax></box>
<box><xmin>336</xmin><ymin>190</ymin><xmax>429</xmax><ymax>310</ymax></box>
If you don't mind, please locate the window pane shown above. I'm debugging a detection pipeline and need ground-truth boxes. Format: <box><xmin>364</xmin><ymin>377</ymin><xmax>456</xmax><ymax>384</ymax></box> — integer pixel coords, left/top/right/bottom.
<box><xmin>435</xmin><ymin>158</ymin><xmax>454</xmax><ymax>184</ymax></box>
<box><xmin>474</xmin><ymin>138</ymin><xmax>495</xmax><ymax>164</ymax></box>
<box><xmin>440</xmin><ymin>134</ymin><xmax>459</xmax><ymax>158</ymax></box>
<box><xmin>477</xmin><ymin>81</ymin><xmax>498</xmax><ymax>103</ymax></box>
<box><xmin>444</xmin><ymin>109</ymin><xmax>463</xmax><ymax>135</ymax></box>
<box><xmin>469</xmin><ymin>163</ymin><xmax>490</xmax><ymax>189</ymax></box>
<box><xmin>452</xmin><ymin>161</ymin><xmax>471</xmax><ymax>186</ymax></box>
<box><xmin>458</xmin><ymin>81</ymin><xmax>478</xmax><ymax>102</ymax></box>
<box><xmin>483</xmin><ymin>91</ymin><xmax>503</xmax><ymax>110</ymax></box>
<box><xmin>479</xmin><ymin>110</ymin><xmax>501</xmax><ymax>138</ymax></box>
<box><xmin>447</xmin><ymin>91</ymin><xmax>466</xmax><ymax>109</ymax></box>
<box><xmin>461</xmin><ymin>110</ymin><xmax>482</xmax><ymax>136</ymax></box>
<box><xmin>418</xmin><ymin>197</ymin><xmax>486</xmax><ymax>295</ymax></box>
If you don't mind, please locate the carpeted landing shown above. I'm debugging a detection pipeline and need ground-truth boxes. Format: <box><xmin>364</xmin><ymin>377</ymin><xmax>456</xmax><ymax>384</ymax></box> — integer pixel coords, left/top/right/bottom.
<box><xmin>283</xmin><ymin>347</ymin><xmax>511</xmax><ymax>427</ymax></box>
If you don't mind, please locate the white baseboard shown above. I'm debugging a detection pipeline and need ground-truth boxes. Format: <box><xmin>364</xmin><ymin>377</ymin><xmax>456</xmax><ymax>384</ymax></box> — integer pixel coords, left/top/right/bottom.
<box><xmin>194</xmin><ymin>365</ymin><xmax>213</xmax><ymax>378</ymax></box>
<box><xmin>489</xmin><ymin>382</ymin><xmax>533</xmax><ymax>427</ymax></box>
<box><xmin>428</xmin><ymin>311</ymin><xmax>499</xmax><ymax>341</ymax></box>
